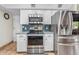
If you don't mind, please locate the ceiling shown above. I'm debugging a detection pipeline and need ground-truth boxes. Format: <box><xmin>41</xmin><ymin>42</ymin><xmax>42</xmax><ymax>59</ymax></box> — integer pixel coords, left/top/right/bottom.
<box><xmin>0</xmin><ymin>4</ymin><xmax>58</xmax><ymax>9</ymax></box>
<box><xmin>0</xmin><ymin>4</ymin><xmax>74</xmax><ymax>9</ymax></box>
<box><xmin>0</xmin><ymin>4</ymin><xmax>74</xmax><ymax>15</ymax></box>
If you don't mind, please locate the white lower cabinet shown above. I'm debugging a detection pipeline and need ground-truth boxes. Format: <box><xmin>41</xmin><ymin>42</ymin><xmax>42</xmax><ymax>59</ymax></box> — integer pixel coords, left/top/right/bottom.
<box><xmin>16</xmin><ymin>34</ymin><xmax>27</xmax><ymax>52</ymax></box>
<box><xmin>43</xmin><ymin>33</ymin><xmax>54</xmax><ymax>51</ymax></box>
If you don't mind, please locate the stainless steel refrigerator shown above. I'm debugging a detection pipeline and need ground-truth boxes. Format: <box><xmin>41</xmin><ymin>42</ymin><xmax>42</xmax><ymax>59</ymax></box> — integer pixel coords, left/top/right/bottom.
<box><xmin>57</xmin><ymin>11</ymin><xmax>79</xmax><ymax>55</ymax></box>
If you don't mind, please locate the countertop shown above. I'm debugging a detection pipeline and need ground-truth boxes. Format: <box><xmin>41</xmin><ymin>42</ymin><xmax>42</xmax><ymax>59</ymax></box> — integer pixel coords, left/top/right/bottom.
<box><xmin>16</xmin><ymin>32</ymin><xmax>54</xmax><ymax>35</ymax></box>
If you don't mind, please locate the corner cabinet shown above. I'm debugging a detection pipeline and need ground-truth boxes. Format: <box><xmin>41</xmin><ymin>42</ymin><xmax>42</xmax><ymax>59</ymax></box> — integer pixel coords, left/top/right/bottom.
<box><xmin>16</xmin><ymin>33</ymin><xmax>27</xmax><ymax>52</ymax></box>
<box><xmin>43</xmin><ymin>33</ymin><xmax>54</xmax><ymax>51</ymax></box>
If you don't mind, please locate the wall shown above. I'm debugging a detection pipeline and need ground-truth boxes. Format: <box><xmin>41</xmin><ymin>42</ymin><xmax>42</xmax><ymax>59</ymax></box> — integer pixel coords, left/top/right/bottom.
<box><xmin>13</xmin><ymin>15</ymin><xmax>20</xmax><ymax>42</ymax></box>
<box><xmin>1</xmin><ymin>4</ymin><xmax>74</xmax><ymax>10</ymax></box>
<box><xmin>0</xmin><ymin>8</ymin><xmax>13</xmax><ymax>47</ymax></box>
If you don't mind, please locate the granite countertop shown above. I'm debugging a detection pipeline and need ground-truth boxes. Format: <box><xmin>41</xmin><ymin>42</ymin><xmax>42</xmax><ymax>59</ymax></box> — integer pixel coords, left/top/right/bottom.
<box><xmin>16</xmin><ymin>32</ymin><xmax>54</xmax><ymax>35</ymax></box>
<box><xmin>27</xmin><ymin>34</ymin><xmax>43</xmax><ymax>36</ymax></box>
<box><xmin>16</xmin><ymin>33</ymin><xmax>27</xmax><ymax>34</ymax></box>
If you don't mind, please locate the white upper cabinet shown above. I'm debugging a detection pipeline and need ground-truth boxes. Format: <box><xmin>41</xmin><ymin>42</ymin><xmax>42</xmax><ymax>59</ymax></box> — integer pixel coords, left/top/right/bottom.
<box><xmin>20</xmin><ymin>10</ymin><xmax>28</xmax><ymax>24</ymax></box>
<box><xmin>20</xmin><ymin>10</ymin><xmax>43</xmax><ymax>24</ymax></box>
<box><xmin>20</xmin><ymin>10</ymin><xmax>36</xmax><ymax>24</ymax></box>
<box><xmin>20</xmin><ymin>10</ymin><xmax>58</xmax><ymax>24</ymax></box>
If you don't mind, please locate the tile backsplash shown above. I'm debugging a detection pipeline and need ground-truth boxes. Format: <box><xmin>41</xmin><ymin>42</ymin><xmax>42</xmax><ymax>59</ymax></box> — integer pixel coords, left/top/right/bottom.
<box><xmin>43</xmin><ymin>24</ymin><xmax>52</xmax><ymax>32</ymax></box>
<box><xmin>22</xmin><ymin>24</ymin><xmax>54</xmax><ymax>32</ymax></box>
<box><xmin>22</xmin><ymin>24</ymin><xmax>29</xmax><ymax>32</ymax></box>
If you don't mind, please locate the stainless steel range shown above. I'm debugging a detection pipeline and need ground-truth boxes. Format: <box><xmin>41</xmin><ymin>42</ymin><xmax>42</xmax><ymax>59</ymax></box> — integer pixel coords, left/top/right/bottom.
<box><xmin>27</xmin><ymin>14</ymin><xmax>44</xmax><ymax>54</ymax></box>
<box><xmin>27</xmin><ymin>36</ymin><xmax>44</xmax><ymax>54</ymax></box>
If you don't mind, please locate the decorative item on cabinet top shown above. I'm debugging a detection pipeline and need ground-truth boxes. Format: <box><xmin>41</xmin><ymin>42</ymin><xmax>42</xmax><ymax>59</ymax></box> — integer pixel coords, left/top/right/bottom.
<box><xmin>22</xmin><ymin>24</ymin><xmax>29</xmax><ymax>32</ymax></box>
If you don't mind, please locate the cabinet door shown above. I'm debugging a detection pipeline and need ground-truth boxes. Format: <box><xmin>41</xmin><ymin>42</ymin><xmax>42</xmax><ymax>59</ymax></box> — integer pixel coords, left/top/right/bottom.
<box><xmin>17</xmin><ymin>34</ymin><xmax>27</xmax><ymax>52</ymax></box>
<box><xmin>20</xmin><ymin>10</ymin><xmax>43</xmax><ymax>24</ymax></box>
<box><xmin>20</xmin><ymin>10</ymin><xmax>29</xmax><ymax>24</ymax></box>
<box><xmin>44</xmin><ymin>34</ymin><xmax>54</xmax><ymax>51</ymax></box>
<box><xmin>43</xmin><ymin>11</ymin><xmax>51</xmax><ymax>24</ymax></box>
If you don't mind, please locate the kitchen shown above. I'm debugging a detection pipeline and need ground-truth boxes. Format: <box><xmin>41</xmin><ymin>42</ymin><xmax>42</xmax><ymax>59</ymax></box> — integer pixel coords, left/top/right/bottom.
<box><xmin>0</xmin><ymin>4</ymin><xmax>79</xmax><ymax>55</ymax></box>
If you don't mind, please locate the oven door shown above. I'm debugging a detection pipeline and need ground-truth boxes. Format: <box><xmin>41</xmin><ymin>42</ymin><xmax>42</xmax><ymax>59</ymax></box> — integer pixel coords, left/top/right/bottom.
<box><xmin>27</xmin><ymin>36</ymin><xmax>44</xmax><ymax>54</ymax></box>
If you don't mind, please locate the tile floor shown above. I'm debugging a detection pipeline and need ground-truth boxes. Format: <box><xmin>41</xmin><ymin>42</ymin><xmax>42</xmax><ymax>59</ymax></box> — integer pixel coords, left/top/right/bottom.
<box><xmin>0</xmin><ymin>42</ymin><xmax>55</xmax><ymax>55</ymax></box>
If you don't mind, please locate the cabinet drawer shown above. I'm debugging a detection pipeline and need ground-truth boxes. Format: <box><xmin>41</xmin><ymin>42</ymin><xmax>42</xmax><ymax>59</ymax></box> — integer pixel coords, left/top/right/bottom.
<box><xmin>17</xmin><ymin>34</ymin><xmax>27</xmax><ymax>39</ymax></box>
<box><xmin>44</xmin><ymin>34</ymin><xmax>53</xmax><ymax>38</ymax></box>
<box><xmin>17</xmin><ymin>35</ymin><xmax>26</xmax><ymax>37</ymax></box>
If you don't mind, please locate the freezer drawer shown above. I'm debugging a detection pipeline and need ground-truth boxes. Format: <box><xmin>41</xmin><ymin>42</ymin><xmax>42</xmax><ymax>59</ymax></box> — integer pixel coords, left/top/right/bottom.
<box><xmin>57</xmin><ymin>43</ymin><xmax>75</xmax><ymax>55</ymax></box>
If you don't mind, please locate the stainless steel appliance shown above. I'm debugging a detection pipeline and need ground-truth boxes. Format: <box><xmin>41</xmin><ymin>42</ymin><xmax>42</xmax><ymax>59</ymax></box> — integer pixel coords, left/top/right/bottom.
<box><xmin>57</xmin><ymin>35</ymin><xmax>79</xmax><ymax>55</ymax></box>
<box><xmin>57</xmin><ymin>35</ymin><xmax>75</xmax><ymax>55</ymax></box>
<box><xmin>27</xmin><ymin>14</ymin><xmax>44</xmax><ymax>54</ymax></box>
<box><xmin>29</xmin><ymin>24</ymin><xmax>43</xmax><ymax>34</ymax></box>
<box><xmin>28</xmin><ymin>14</ymin><xmax>43</xmax><ymax>34</ymax></box>
<box><xmin>27</xmin><ymin>36</ymin><xmax>44</xmax><ymax>54</ymax></box>
<box><xmin>57</xmin><ymin>11</ymin><xmax>74</xmax><ymax>55</ymax></box>
<box><xmin>57</xmin><ymin>11</ymin><xmax>79</xmax><ymax>55</ymax></box>
<box><xmin>58</xmin><ymin>11</ymin><xmax>72</xmax><ymax>35</ymax></box>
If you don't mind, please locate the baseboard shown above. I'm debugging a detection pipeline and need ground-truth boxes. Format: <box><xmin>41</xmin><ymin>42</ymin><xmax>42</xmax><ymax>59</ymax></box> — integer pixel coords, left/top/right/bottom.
<box><xmin>39</xmin><ymin>50</ymin><xmax>55</xmax><ymax>53</ymax></box>
<box><xmin>0</xmin><ymin>40</ymin><xmax>13</xmax><ymax>50</ymax></box>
